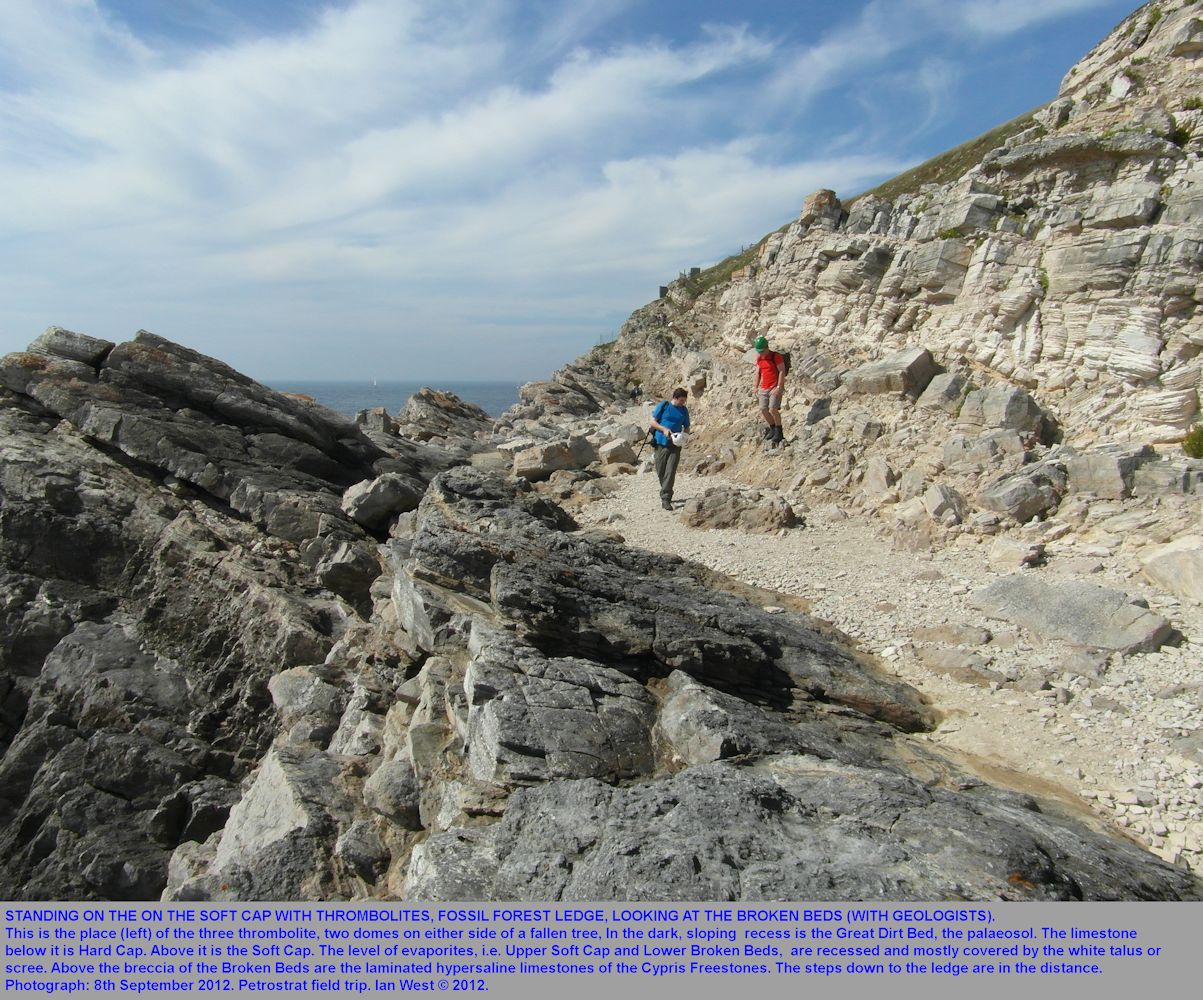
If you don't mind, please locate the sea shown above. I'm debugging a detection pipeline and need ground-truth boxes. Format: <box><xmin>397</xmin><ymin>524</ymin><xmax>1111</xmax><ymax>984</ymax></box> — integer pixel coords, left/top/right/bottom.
<box><xmin>270</xmin><ymin>380</ymin><xmax>522</xmax><ymax>419</ymax></box>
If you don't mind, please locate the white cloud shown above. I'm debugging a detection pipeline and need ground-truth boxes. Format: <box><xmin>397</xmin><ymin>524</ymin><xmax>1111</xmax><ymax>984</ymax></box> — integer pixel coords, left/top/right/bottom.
<box><xmin>0</xmin><ymin>0</ymin><xmax>1130</xmax><ymax>377</ymax></box>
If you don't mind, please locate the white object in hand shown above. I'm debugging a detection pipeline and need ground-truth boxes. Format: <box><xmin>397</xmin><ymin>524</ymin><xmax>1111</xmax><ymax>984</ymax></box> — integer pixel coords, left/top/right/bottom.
<box><xmin>671</xmin><ymin>431</ymin><xmax>688</xmax><ymax>447</ymax></box>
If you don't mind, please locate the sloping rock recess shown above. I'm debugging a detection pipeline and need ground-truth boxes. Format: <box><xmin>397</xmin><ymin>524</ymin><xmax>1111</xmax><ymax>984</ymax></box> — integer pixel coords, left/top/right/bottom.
<box><xmin>1</xmin><ymin>332</ymin><xmax>1200</xmax><ymax>901</ymax></box>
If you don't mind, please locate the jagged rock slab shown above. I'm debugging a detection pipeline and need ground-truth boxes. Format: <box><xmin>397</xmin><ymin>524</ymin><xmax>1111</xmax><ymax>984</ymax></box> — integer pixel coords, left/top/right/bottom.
<box><xmin>28</xmin><ymin>326</ymin><xmax>115</xmax><ymax>367</ymax></box>
<box><xmin>969</xmin><ymin>576</ymin><xmax>1173</xmax><ymax>654</ymax></box>
<box><xmin>405</xmin><ymin>760</ymin><xmax>1200</xmax><ymax>901</ymax></box>
<box><xmin>399</xmin><ymin>469</ymin><xmax>928</xmax><ymax>731</ymax></box>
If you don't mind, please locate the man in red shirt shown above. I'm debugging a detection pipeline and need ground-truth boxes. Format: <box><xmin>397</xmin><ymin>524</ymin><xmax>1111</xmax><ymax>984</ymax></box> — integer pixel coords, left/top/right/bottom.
<box><xmin>754</xmin><ymin>336</ymin><xmax>786</xmax><ymax>444</ymax></box>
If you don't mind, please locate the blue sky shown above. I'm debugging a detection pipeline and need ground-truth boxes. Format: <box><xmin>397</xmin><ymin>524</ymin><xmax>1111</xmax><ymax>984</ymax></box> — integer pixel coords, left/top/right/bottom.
<box><xmin>0</xmin><ymin>0</ymin><xmax>1139</xmax><ymax>383</ymax></box>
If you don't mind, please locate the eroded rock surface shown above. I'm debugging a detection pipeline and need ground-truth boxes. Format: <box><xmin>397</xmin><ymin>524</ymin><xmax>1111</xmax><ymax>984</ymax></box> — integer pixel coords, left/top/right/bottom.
<box><xmin>0</xmin><ymin>331</ymin><xmax>463</xmax><ymax>899</ymax></box>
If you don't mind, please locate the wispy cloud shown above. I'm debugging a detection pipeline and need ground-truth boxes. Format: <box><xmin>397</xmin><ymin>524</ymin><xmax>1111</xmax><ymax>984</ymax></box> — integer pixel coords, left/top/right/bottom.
<box><xmin>945</xmin><ymin>0</ymin><xmax>1122</xmax><ymax>38</ymax></box>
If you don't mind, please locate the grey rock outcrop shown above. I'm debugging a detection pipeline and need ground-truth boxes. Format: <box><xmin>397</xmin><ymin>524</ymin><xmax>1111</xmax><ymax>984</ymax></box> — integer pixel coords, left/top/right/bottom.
<box><xmin>179</xmin><ymin>467</ymin><xmax>1198</xmax><ymax>901</ymax></box>
<box><xmin>392</xmin><ymin>388</ymin><xmax>494</xmax><ymax>445</ymax></box>
<box><xmin>3</xmin><ymin>349</ymin><xmax>1199</xmax><ymax>900</ymax></box>
<box><xmin>0</xmin><ymin>330</ymin><xmax>463</xmax><ymax>900</ymax></box>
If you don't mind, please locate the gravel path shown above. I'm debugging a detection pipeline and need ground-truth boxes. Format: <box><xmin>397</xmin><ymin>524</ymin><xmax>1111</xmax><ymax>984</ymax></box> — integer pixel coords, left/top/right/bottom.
<box><xmin>576</xmin><ymin>466</ymin><xmax>1203</xmax><ymax>873</ymax></box>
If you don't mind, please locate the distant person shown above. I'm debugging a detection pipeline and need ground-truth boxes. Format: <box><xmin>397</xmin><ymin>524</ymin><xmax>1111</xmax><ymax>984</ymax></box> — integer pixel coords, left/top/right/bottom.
<box><xmin>650</xmin><ymin>387</ymin><xmax>691</xmax><ymax>511</ymax></box>
<box><xmin>629</xmin><ymin>384</ymin><xmax>642</xmax><ymax>402</ymax></box>
<box><xmin>754</xmin><ymin>336</ymin><xmax>786</xmax><ymax>445</ymax></box>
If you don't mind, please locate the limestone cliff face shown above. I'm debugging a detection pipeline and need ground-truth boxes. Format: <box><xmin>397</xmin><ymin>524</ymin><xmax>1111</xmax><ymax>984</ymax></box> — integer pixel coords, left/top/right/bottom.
<box><xmin>579</xmin><ymin>0</ymin><xmax>1202</xmax><ymax>452</ymax></box>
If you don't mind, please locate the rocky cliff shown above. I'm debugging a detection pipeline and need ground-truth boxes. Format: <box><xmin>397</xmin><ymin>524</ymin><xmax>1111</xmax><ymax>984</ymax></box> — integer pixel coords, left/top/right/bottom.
<box><xmin>1</xmin><ymin>329</ymin><xmax>1199</xmax><ymax>901</ymax></box>
<box><xmin>530</xmin><ymin>0</ymin><xmax>1203</xmax><ymax>515</ymax></box>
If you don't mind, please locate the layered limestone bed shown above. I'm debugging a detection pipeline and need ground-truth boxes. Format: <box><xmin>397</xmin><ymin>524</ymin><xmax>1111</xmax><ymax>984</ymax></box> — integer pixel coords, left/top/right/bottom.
<box><xmin>2</xmin><ymin>331</ymin><xmax>1201</xmax><ymax>901</ymax></box>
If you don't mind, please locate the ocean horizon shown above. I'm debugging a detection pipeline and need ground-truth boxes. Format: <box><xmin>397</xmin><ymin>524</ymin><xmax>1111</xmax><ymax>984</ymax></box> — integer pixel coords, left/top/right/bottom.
<box><xmin>270</xmin><ymin>380</ymin><xmax>522</xmax><ymax>419</ymax></box>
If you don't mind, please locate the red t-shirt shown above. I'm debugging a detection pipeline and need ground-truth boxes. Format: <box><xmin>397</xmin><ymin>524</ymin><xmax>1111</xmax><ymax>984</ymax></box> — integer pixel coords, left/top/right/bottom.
<box><xmin>756</xmin><ymin>352</ymin><xmax>784</xmax><ymax>390</ymax></box>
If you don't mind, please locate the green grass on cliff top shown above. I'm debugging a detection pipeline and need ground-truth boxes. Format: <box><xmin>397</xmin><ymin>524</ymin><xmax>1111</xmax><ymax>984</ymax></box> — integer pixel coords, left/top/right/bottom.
<box><xmin>850</xmin><ymin>104</ymin><xmax>1045</xmax><ymax>204</ymax></box>
<box><xmin>678</xmin><ymin>103</ymin><xmax>1046</xmax><ymax>300</ymax></box>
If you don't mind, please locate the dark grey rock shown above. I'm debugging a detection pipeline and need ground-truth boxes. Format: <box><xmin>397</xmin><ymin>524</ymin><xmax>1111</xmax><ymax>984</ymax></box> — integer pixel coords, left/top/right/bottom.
<box><xmin>406</xmin><ymin>760</ymin><xmax>1199</xmax><ymax>901</ymax></box>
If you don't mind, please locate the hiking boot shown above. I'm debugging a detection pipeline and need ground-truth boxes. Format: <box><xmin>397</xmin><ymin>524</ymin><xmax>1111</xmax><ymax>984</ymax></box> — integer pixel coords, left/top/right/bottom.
<box><xmin>661</xmin><ymin>499</ymin><xmax>673</xmax><ymax>511</ymax></box>
<box><xmin>772</xmin><ymin>425</ymin><xmax>784</xmax><ymax>444</ymax></box>
<box><xmin>762</xmin><ymin>425</ymin><xmax>774</xmax><ymax>440</ymax></box>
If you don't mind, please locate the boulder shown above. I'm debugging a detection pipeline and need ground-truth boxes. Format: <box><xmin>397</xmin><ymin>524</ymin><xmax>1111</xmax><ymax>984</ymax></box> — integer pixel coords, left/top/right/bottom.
<box><xmin>1133</xmin><ymin>461</ymin><xmax>1190</xmax><ymax>496</ymax></box>
<box><xmin>355</xmin><ymin>407</ymin><xmax>399</xmax><ymax>436</ymax></box>
<box><xmin>988</xmin><ymin>537</ymin><xmax>1046</xmax><ymax>571</ymax></box>
<box><xmin>341</xmin><ymin>473</ymin><xmax>425</xmax><ymax>531</ymax></box>
<box><xmin>944</xmin><ymin>431</ymin><xmax>1026</xmax><ymax>471</ymax></box>
<box><xmin>679</xmin><ymin>487</ymin><xmax>800</xmax><ymax>533</ymax></box>
<box><xmin>969</xmin><ymin>576</ymin><xmax>1174</xmax><ymax>655</ymax></box>
<box><xmin>1140</xmin><ymin>536</ymin><xmax>1203</xmax><ymax>606</ymax></box>
<box><xmin>804</xmin><ymin>398</ymin><xmax>833</xmax><ymax>425</ymax></box>
<box><xmin>917</xmin><ymin>373</ymin><xmax>969</xmax><ymax>414</ymax></box>
<box><xmin>799</xmin><ymin>188</ymin><xmax>844</xmax><ymax>229</ymax></box>
<box><xmin>598</xmin><ymin>438</ymin><xmax>637</xmax><ymax>465</ymax></box>
<box><xmin>923</xmin><ymin>484</ymin><xmax>967</xmax><ymax>524</ymax></box>
<box><xmin>861</xmin><ymin>458</ymin><xmax>897</xmax><ymax>497</ymax></box>
<box><xmin>512</xmin><ymin>437</ymin><xmax>596</xmax><ymax>481</ymax></box>
<box><xmin>957</xmin><ymin>386</ymin><xmax>1049</xmax><ymax>438</ymax></box>
<box><xmin>976</xmin><ymin>462</ymin><xmax>1067</xmax><ymax>522</ymax></box>
<box><xmin>1166</xmin><ymin>16</ymin><xmax>1203</xmax><ymax>56</ymax></box>
<box><xmin>844</xmin><ymin>347</ymin><xmax>938</xmax><ymax>398</ymax></box>
<box><xmin>268</xmin><ymin>667</ymin><xmax>345</xmax><ymax>728</ymax></box>
<box><xmin>915</xmin><ymin>647</ymin><xmax>1002</xmax><ymax>686</ymax></box>
<box><xmin>1067</xmin><ymin>447</ymin><xmax>1155</xmax><ymax>499</ymax></box>
<box><xmin>363</xmin><ymin>758</ymin><xmax>422</xmax><ymax>829</ymax></box>
<box><xmin>912</xmin><ymin>625</ymin><xmax>992</xmax><ymax>646</ymax></box>
<box><xmin>201</xmin><ymin>747</ymin><xmax>356</xmax><ymax>899</ymax></box>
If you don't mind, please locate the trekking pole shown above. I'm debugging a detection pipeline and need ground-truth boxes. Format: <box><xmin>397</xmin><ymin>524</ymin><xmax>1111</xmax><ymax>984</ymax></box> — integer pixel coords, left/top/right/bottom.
<box><xmin>634</xmin><ymin>429</ymin><xmax>654</xmax><ymax>462</ymax></box>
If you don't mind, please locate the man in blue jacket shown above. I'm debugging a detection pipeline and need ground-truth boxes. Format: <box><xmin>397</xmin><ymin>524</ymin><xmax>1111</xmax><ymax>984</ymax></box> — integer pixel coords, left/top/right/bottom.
<box><xmin>650</xmin><ymin>387</ymin><xmax>691</xmax><ymax>511</ymax></box>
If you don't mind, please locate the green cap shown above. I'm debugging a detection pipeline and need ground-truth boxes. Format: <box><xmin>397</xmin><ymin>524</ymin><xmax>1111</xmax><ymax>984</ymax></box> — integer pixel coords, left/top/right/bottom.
<box><xmin>753</xmin><ymin>336</ymin><xmax>768</xmax><ymax>350</ymax></box>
